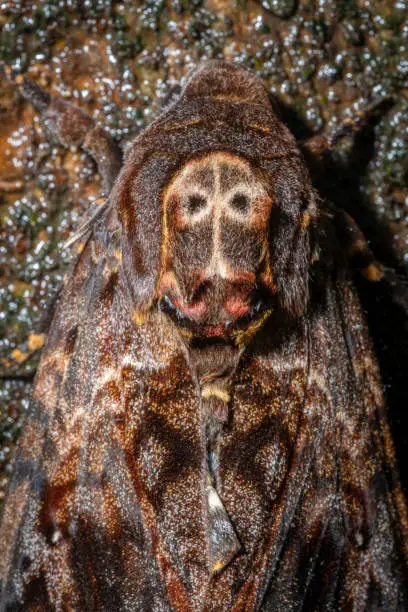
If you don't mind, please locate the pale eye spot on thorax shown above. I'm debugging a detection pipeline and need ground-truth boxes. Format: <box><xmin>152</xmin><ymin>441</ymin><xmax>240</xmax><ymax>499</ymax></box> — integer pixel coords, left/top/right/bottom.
<box><xmin>185</xmin><ymin>192</ymin><xmax>209</xmax><ymax>217</ymax></box>
<box><xmin>229</xmin><ymin>192</ymin><xmax>250</xmax><ymax>213</ymax></box>
<box><xmin>164</xmin><ymin>152</ymin><xmax>269</xmax><ymax>228</ymax></box>
<box><xmin>223</xmin><ymin>185</ymin><xmax>258</xmax><ymax>220</ymax></box>
<box><xmin>219</xmin><ymin>168</ymin><xmax>269</xmax><ymax>223</ymax></box>
<box><xmin>166</xmin><ymin>163</ymin><xmax>213</xmax><ymax>225</ymax></box>
<box><xmin>217</xmin><ymin>159</ymin><xmax>269</xmax><ymax>223</ymax></box>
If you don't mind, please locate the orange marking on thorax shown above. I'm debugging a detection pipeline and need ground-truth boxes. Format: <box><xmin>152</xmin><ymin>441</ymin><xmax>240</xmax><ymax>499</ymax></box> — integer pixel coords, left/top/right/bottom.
<box><xmin>212</xmin><ymin>94</ymin><xmax>251</xmax><ymax>102</ymax></box>
<box><xmin>248</xmin><ymin>122</ymin><xmax>271</xmax><ymax>133</ymax></box>
<box><xmin>251</xmin><ymin>195</ymin><xmax>273</xmax><ymax>230</ymax></box>
<box><xmin>163</xmin><ymin>117</ymin><xmax>201</xmax><ymax>131</ymax></box>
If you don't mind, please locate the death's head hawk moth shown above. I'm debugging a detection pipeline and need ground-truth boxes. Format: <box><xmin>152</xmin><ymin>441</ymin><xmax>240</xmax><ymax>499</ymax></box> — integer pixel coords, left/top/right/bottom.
<box><xmin>1</xmin><ymin>61</ymin><xmax>407</xmax><ymax>611</ymax></box>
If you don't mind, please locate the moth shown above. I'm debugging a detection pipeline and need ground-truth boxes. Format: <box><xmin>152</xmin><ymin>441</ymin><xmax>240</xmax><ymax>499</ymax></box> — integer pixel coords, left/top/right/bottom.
<box><xmin>1</xmin><ymin>61</ymin><xmax>407</xmax><ymax>611</ymax></box>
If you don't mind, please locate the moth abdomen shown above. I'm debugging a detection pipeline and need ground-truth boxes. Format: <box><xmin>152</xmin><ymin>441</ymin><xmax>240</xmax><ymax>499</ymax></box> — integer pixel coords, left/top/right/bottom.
<box><xmin>201</xmin><ymin>381</ymin><xmax>241</xmax><ymax>575</ymax></box>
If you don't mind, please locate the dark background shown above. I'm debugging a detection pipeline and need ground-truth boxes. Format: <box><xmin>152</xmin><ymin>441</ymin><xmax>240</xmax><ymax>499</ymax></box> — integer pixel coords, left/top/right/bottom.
<box><xmin>0</xmin><ymin>0</ymin><xmax>407</xmax><ymax>503</ymax></box>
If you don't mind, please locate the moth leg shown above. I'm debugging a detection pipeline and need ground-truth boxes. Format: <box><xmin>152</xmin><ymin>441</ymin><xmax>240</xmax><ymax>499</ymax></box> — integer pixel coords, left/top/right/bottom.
<box><xmin>332</xmin><ymin>206</ymin><xmax>408</xmax><ymax>311</ymax></box>
<box><xmin>332</xmin><ymin>207</ymin><xmax>384</xmax><ymax>283</ymax></box>
<box><xmin>301</xmin><ymin>96</ymin><xmax>393</xmax><ymax>160</ymax></box>
<box><xmin>4</xmin><ymin>65</ymin><xmax>122</xmax><ymax>192</ymax></box>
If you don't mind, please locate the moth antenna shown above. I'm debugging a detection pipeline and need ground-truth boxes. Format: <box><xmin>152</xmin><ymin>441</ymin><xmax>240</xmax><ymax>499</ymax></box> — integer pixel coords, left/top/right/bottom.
<box><xmin>62</xmin><ymin>197</ymin><xmax>110</xmax><ymax>251</ymax></box>
<box><xmin>2</xmin><ymin>64</ymin><xmax>122</xmax><ymax>192</ymax></box>
<box><xmin>331</xmin><ymin>205</ymin><xmax>385</xmax><ymax>282</ymax></box>
<box><xmin>328</xmin><ymin>205</ymin><xmax>408</xmax><ymax>316</ymax></box>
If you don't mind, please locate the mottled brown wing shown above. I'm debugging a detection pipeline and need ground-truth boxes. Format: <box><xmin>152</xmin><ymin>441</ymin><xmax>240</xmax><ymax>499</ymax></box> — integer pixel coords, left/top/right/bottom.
<box><xmin>1</xmin><ymin>227</ymin><xmax>407</xmax><ymax>612</ymax></box>
<box><xmin>205</xmin><ymin>268</ymin><xmax>408</xmax><ymax>610</ymax></box>
<box><xmin>0</xmin><ymin>220</ymin><xmax>210</xmax><ymax>611</ymax></box>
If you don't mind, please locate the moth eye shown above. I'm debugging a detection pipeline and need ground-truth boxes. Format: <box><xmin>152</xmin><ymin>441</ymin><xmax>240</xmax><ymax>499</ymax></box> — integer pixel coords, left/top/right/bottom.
<box><xmin>230</xmin><ymin>192</ymin><xmax>250</xmax><ymax>214</ymax></box>
<box><xmin>186</xmin><ymin>194</ymin><xmax>207</xmax><ymax>215</ymax></box>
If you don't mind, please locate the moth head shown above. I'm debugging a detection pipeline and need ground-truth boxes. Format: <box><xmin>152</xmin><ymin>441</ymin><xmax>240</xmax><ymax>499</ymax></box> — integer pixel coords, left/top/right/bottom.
<box><xmin>157</xmin><ymin>152</ymin><xmax>275</xmax><ymax>341</ymax></box>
